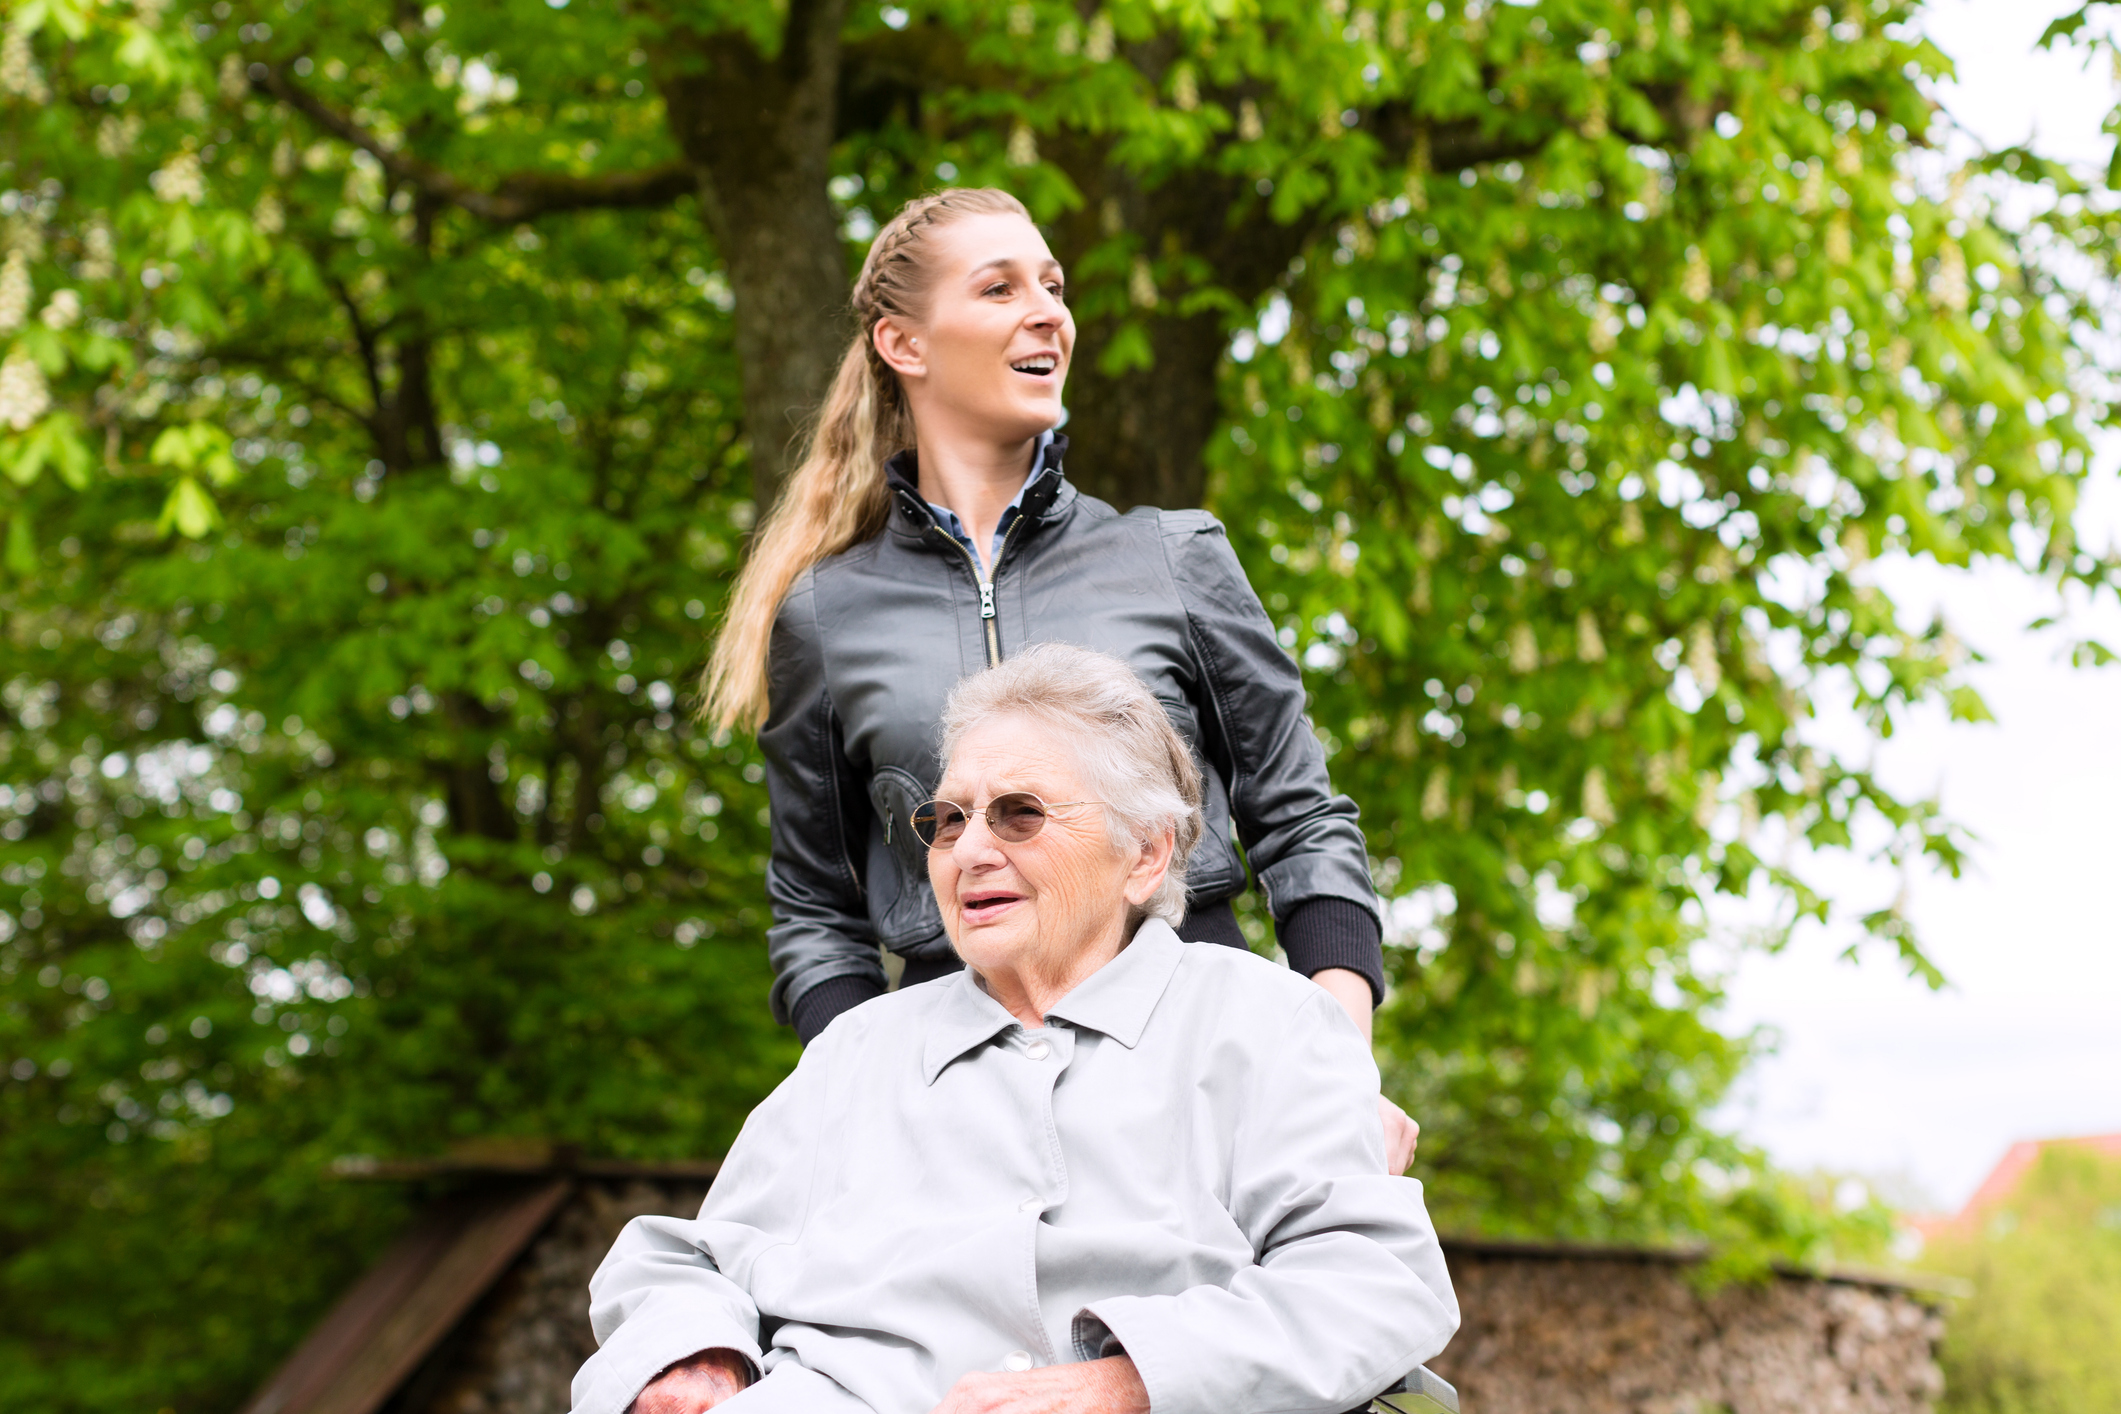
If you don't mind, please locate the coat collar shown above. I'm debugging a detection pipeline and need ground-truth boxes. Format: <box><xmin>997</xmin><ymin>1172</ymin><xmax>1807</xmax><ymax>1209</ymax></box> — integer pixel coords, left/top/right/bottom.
<box><xmin>885</xmin><ymin>433</ymin><xmax>1072</xmax><ymax>545</ymax></box>
<box><xmin>1043</xmin><ymin>918</ymin><xmax>1186</xmax><ymax>1049</ymax></box>
<box><xmin>919</xmin><ymin>918</ymin><xmax>1187</xmax><ymax>1084</ymax></box>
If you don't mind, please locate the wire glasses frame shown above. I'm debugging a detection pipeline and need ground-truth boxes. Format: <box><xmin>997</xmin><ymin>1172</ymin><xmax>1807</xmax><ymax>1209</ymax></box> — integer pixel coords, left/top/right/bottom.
<box><xmin>910</xmin><ymin>791</ymin><xmax>1104</xmax><ymax>850</ymax></box>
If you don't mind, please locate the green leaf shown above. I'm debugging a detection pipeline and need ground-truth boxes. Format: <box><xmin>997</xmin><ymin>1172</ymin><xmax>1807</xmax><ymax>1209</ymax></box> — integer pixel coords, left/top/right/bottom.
<box><xmin>150</xmin><ymin>422</ymin><xmax>240</xmax><ymax>485</ymax></box>
<box><xmin>4</xmin><ymin>513</ymin><xmax>34</xmax><ymax>575</ymax></box>
<box><xmin>1096</xmin><ymin>320</ymin><xmax>1156</xmax><ymax>376</ymax></box>
<box><xmin>157</xmin><ymin>475</ymin><xmax>221</xmax><ymax>539</ymax></box>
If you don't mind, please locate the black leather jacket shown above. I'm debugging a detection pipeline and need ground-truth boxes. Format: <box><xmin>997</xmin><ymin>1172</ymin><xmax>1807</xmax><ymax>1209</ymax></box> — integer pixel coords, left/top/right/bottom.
<box><xmin>759</xmin><ymin>436</ymin><xmax>1384</xmax><ymax>1040</ymax></box>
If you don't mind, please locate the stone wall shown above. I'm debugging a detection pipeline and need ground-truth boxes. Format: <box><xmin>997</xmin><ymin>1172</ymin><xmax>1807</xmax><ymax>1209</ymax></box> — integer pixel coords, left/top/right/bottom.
<box><xmin>1430</xmin><ymin>1244</ymin><xmax>1946</xmax><ymax>1414</ymax></box>
<box><xmin>383</xmin><ymin>1183</ymin><xmax>1945</xmax><ymax>1414</ymax></box>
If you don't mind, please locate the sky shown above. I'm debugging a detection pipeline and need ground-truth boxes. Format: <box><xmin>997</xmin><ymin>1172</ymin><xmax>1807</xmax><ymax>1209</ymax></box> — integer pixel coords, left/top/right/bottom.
<box><xmin>1710</xmin><ymin>0</ymin><xmax>2121</xmax><ymax>1216</ymax></box>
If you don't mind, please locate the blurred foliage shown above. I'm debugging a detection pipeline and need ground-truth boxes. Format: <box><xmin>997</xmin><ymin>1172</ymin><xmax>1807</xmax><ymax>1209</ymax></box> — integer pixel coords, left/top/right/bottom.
<box><xmin>1923</xmin><ymin>1146</ymin><xmax>2121</xmax><ymax>1414</ymax></box>
<box><xmin>0</xmin><ymin>0</ymin><xmax>2115</xmax><ymax>1407</ymax></box>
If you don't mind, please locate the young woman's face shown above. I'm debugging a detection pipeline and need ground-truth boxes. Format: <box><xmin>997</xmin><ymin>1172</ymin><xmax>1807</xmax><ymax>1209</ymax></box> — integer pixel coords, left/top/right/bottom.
<box><xmin>879</xmin><ymin>211</ymin><xmax>1075</xmax><ymax>445</ymax></box>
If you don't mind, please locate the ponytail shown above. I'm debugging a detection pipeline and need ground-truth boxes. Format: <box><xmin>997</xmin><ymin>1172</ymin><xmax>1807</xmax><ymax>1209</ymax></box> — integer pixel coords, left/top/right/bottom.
<box><xmin>700</xmin><ymin>187</ymin><xmax>1031</xmax><ymax>732</ymax></box>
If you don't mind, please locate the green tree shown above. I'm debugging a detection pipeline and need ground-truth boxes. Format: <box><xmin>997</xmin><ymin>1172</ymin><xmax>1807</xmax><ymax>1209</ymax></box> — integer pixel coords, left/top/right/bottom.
<box><xmin>0</xmin><ymin>0</ymin><xmax>2111</xmax><ymax>1407</ymax></box>
<box><xmin>1924</xmin><ymin>1146</ymin><xmax>2121</xmax><ymax>1414</ymax></box>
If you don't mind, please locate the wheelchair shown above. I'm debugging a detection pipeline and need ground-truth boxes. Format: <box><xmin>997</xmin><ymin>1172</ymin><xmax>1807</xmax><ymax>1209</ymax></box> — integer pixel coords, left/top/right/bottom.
<box><xmin>1350</xmin><ymin>1364</ymin><xmax>1460</xmax><ymax>1414</ymax></box>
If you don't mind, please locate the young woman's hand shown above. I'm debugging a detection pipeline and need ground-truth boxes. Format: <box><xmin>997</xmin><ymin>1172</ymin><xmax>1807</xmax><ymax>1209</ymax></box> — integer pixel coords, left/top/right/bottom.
<box><xmin>1379</xmin><ymin>1096</ymin><xmax>1421</xmax><ymax>1175</ymax></box>
<box><xmin>627</xmin><ymin>1349</ymin><xmax>753</xmax><ymax>1414</ymax></box>
<box><xmin>928</xmin><ymin>1356</ymin><xmax>1150</xmax><ymax>1414</ymax></box>
<box><xmin>1310</xmin><ymin>967</ymin><xmax>1421</xmax><ymax>1173</ymax></box>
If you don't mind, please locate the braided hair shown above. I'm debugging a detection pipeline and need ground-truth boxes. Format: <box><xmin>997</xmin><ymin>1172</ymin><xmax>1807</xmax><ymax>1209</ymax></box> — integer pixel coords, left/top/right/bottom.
<box><xmin>702</xmin><ymin>188</ymin><xmax>1032</xmax><ymax>731</ymax></box>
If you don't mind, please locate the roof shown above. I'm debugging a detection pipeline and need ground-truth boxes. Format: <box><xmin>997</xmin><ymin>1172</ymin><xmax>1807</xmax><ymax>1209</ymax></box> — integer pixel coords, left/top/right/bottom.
<box><xmin>237</xmin><ymin>1154</ymin><xmax>721</xmax><ymax>1414</ymax></box>
<box><xmin>237</xmin><ymin>1178</ymin><xmax>572</xmax><ymax>1414</ymax></box>
<box><xmin>1913</xmin><ymin>1131</ymin><xmax>2121</xmax><ymax>1238</ymax></box>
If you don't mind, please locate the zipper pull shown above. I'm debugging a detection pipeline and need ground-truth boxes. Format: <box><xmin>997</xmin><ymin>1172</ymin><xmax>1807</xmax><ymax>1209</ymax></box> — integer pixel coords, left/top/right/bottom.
<box><xmin>980</xmin><ymin>581</ymin><xmax>996</xmax><ymax>619</ymax></box>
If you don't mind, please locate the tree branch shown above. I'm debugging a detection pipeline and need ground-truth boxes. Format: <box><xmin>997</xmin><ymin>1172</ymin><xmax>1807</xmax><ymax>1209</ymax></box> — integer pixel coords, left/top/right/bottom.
<box><xmin>248</xmin><ymin>62</ymin><xmax>695</xmax><ymax>223</ymax></box>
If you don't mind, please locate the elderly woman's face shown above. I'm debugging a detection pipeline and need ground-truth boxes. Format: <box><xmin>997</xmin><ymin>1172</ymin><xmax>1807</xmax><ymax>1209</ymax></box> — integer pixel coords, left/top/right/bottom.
<box><xmin>928</xmin><ymin>716</ymin><xmax>1166</xmax><ymax>976</ymax></box>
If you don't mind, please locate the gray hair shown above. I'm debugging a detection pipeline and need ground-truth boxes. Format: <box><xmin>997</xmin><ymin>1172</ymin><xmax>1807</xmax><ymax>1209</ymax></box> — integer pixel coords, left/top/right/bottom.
<box><xmin>937</xmin><ymin>643</ymin><xmax>1205</xmax><ymax>926</ymax></box>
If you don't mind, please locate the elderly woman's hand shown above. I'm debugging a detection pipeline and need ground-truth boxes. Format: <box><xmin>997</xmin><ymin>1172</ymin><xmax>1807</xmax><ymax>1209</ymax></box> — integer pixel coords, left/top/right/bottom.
<box><xmin>928</xmin><ymin>1356</ymin><xmax>1151</xmax><ymax>1414</ymax></box>
<box><xmin>626</xmin><ymin>1349</ymin><xmax>752</xmax><ymax>1414</ymax></box>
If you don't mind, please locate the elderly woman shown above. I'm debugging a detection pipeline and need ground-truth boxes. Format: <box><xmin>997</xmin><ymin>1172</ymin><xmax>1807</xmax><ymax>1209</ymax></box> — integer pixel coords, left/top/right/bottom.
<box><xmin>573</xmin><ymin>645</ymin><xmax>1457</xmax><ymax>1414</ymax></box>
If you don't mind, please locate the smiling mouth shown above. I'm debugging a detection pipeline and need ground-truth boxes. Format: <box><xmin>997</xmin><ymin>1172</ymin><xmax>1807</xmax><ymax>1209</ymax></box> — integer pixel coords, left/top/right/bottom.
<box><xmin>1009</xmin><ymin>354</ymin><xmax>1059</xmax><ymax>378</ymax></box>
<box><xmin>960</xmin><ymin>891</ymin><xmax>1025</xmax><ymax>923</ymax></box>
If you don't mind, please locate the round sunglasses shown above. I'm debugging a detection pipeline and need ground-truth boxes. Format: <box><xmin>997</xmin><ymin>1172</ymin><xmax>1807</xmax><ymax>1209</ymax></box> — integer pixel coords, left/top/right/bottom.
<box><xmin>910</xmin><ymin>792</ymin><xmax>1104</xmax><ymax>849</ymax></box>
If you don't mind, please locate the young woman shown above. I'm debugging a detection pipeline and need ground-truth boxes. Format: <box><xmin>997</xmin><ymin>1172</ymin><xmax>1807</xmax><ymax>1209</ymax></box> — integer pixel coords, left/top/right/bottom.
<box><xmin>703</xmin><ymin>188</ymin><xmax>1417</xmax><ymax>1169</ymax></box>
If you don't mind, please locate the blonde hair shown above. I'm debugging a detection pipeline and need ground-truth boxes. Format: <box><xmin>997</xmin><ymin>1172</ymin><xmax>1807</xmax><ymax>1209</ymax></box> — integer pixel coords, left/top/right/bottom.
<box><xmin>938</xmin><ymin>643</ymin><xmax>1206</xmax><ymax>927</ymax></box>
<box><xmin>700</xmin><ymin>187</ymin><xmax>1034</xmax><ymax>731</ymax></box>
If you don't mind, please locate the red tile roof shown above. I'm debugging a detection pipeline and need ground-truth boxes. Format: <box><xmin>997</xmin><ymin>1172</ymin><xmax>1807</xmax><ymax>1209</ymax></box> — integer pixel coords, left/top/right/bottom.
<box><xmin>1913</xmin><ymin>1132</ymin><xmax>2121</xmax><ymax>1238</ymax></box>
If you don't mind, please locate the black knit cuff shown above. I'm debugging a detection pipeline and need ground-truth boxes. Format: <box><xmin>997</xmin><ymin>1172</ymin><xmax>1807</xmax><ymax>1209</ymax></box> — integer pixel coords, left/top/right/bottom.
<box><xmin>1277</xmin><ymin>897</ymin><xmax>1385</xmax><ymax>1007</ymax></box>
<box><xmin>790</xmin><ymin>973</ymin><xmax>887</xmax><ymax>1045</ymax></box>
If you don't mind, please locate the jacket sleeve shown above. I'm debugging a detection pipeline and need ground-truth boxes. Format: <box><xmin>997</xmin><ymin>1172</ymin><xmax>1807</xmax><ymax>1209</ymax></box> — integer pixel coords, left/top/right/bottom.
<box><xmin>757</xmin><ymin>570</ymin><xmax>889</xmax><ymax>1036</ymax></box>
<box><xmin>1163</xmin><ymin>514</ymin><xmax>1386</xmax><ymax>1000</ymax></box>
<box><xmin>571</xmin><ymin>1049</ymin><xmax>827</xmax><ymax>1414</ymax></box>
<box><xmin>1075</xmin><ymin>988</ymin><xmax>1459</xmax><ymax>1414</ymax></box>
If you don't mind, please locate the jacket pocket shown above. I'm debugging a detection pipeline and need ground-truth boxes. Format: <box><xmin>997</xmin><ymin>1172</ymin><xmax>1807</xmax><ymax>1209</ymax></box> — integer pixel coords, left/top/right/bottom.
<box><xmin>865</xmin><ymin>765</ymin><xmax>945</xmax><ymax>950</ymax></box>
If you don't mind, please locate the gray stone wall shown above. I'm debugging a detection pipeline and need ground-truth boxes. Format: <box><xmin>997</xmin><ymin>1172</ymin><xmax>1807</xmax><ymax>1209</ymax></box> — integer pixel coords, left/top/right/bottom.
<box><xmin>1429</xmin><ymin>1247</ymin><xmax>1946</xmax><ymax>1414</ymax></box>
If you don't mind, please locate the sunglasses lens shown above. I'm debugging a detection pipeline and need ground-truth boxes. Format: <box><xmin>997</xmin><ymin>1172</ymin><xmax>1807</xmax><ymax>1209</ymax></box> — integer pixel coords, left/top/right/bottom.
<box><xmin>913</xmin><ymin>801</ymin><xmax>968</xmax><ymax>848</ymax></box>
<box><xmin>989</xmin><ymin>792</ymin><xmax>1048</xmax><ymax>842</ymax></box>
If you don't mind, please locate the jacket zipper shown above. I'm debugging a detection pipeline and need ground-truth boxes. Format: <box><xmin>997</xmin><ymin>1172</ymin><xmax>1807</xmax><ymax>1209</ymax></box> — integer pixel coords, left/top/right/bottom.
<box><xmin>920</xmin><ymin>476</ymin><xmax>1042</xmax><ymax>668</ymax></box>
<box><xmin>979</xmin><ymin>509</ymin><xmax>1034</xmax><ymax>666</ymax></box>
<box><xmin>941</xmin><ymin>509</ymin><xmax>1031</xmax><ymax>668</ymax></box>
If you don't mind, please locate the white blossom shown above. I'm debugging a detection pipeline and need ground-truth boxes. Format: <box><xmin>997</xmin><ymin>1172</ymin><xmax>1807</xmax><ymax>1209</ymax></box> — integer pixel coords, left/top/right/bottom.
<box><xmin>1507</xmin><ymin>622</ymin><xmax>1539</xmax><ymax>673</ymax></box>
<box><xmin>1085</xmin><ymin>13</ymin><xmax>1114</xmax><ymax>61</ymax></box>
<box><xmin>1420</xmin><ymin>767</ymin><xmax>1450</xmax><ymax>822</ymax></box>
<box><xmin>1681</xmin><ymin>248</ymin><xmax>1712</xmax><ymax>303</ymax></box>
<box><xmin>97</xmin><ymin>114</ymin><xmax>143</xmax><ymax>158</ymax></box>
<box><xmin>1686</xmin><ymin>622</ymin><xmax>1721</xmax><ymax>695</ymax></box>
<box><xmin>151</xmin><ymin>151</ymin><xmax>207</xmax><ymax>205</ymax></box>
<box><xmin>253</xmin><ymin>193</ymin><xmax>285</xmax><ymax>235</ymax></box>
<box><xmin>1128</xmin><ymin>256</ymin><xmax>1158</xmax><ymax>309</ymax></box>
<box><xmin>39</xmin><ymin>288</ymin><xmax>81</xmax><ymax>330</ymax></box>
<box><xmin>1692</xmin><ymin>770</ymin><xmax>1721</xmax><ymax>829</ymax></box>
<box><xmin>80</xmin><ymin>220</ymin><xmax>117</xmax><ymax>281</ymax></box>
<box><xmin>1006</xmin><ymin>123</ymin><xmax>1038</xmax><ymax>168</ymax></box>
<box><xmin>1581</xmin><ymin>767</ymin><xmax>1616</xmax><ymax>826</ymax></box>
<box><xmin>1170</xmin><ymin>65</ymin><xmax>1198</xmax><ymax>112</ymax></box>
<box><xmin>0</xmin><ymin>250</ymin><xmax>31</xmax><ymax>333</ymax></box>
<box><xmin>1932</xmin><ymin>241</ymin><xmax>1969</xmax><ymax>312</ymax></box>
<box><xmin>0</xmin><ymin>349</ymin><xmax>51</xmax><ymax>431</ymax></box>
<box><xmin>1</xmin><ymin>26</ymin><xmax>49</xmax><ymax>103</ymax></box>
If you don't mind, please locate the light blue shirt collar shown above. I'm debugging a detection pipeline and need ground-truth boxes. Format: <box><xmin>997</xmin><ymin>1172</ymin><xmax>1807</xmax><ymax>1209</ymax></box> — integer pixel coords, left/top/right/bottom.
<box><xmin>924</xmin><ymin>430</ymin><xmax>1056</xmax><ymax>564</ymax></box>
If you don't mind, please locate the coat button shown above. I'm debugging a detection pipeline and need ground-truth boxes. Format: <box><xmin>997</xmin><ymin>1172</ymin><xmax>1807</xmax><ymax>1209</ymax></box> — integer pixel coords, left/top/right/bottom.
<box><xmin>1025</xmin><ymin>1038</ymin><xmax>1051</xmax><ymax>1060</ymax></box>
<box><xmin>1003</xmin><ymin>1350</ymin><xmax>1034</xmax><ymax>1372</ymax></box>
<box><xmin>1019</xmin><ymin>1196</ymin><xmax>1042</xmax><ymax>1213</ymax></box>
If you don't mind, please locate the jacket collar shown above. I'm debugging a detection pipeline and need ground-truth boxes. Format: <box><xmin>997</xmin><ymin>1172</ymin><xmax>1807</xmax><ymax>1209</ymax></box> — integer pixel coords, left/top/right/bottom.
<box><xmin>885</xmin><ymin>433</ymin><xmax>1072</xmax><ymax>544</ymax></box>
<box><xmin>919</xmin><ymin>918</ymin><xmax>1186</xmax><ymax>1084</ymax></box>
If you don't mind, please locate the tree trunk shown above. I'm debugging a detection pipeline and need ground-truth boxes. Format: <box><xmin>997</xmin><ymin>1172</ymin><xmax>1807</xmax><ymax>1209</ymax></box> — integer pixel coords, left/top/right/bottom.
<box><xmin>1047</xmin><ymin>164</ymin><xmax>1316</xmax><ymax>512</ymax></box>
<box><xmin>1059</xmin><ymin>310</ymin><xmax>1231</xmax><ymax>512</ymax></box>
<box><xmin>656</xmin><ymin>0</ymin><xmax>854</xmax><ymax>510</ymax></box>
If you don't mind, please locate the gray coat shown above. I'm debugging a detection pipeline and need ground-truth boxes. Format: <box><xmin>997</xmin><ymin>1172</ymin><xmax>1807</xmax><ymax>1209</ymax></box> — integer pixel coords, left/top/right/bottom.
<box><xmin>572</xmin><ymin>921</ymin><xmax>1458</xmax><ymax>1414</ymax></box>
<box><xmin>759</xmin><ymin>437</ymin><xmax>1383</xmax><ymax>1034</ymax></box>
